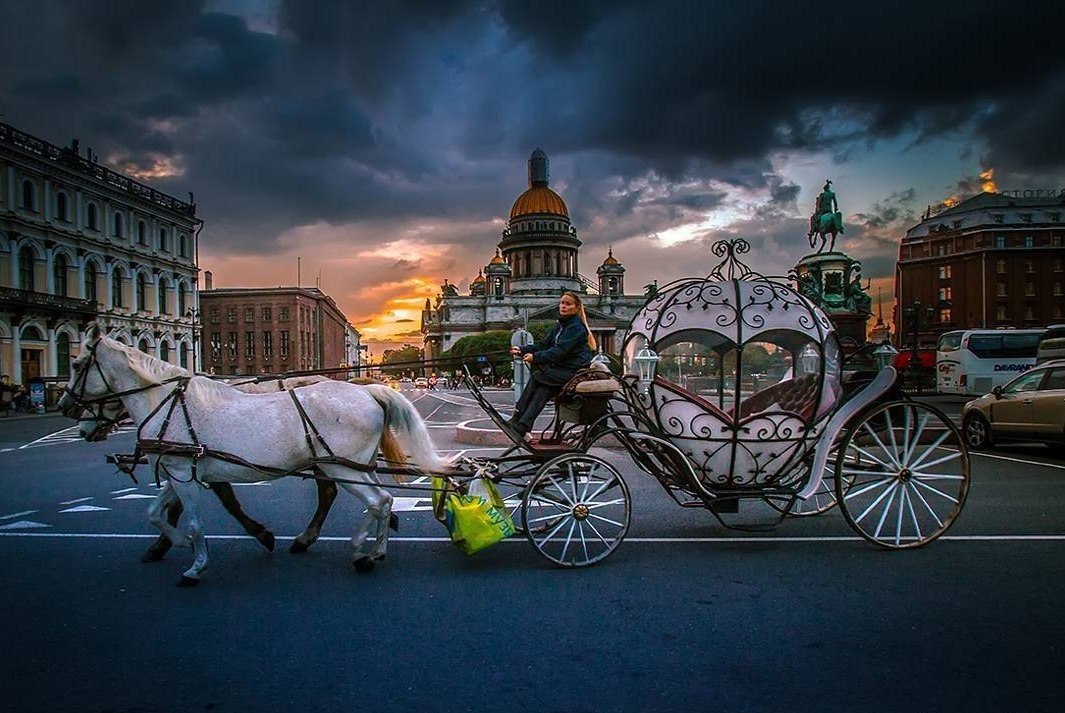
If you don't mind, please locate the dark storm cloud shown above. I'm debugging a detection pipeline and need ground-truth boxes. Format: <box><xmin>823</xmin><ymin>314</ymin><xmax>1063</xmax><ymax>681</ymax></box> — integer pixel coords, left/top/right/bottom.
<box><xmin>853</xmin><ymin>189</ymin><xmax>919</xmax><ymax>230</ymax></box>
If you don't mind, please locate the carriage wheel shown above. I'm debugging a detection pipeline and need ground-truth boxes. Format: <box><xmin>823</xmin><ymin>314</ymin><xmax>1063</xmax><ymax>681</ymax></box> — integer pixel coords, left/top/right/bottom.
<box><xmin>492</xmin><ymin>478</ymin><xmax>528</xmax><ymax>535</ymax></box>
<box><xmin>522</xmin><ymin>453</ymin><xmax>631</xmax><ymax>567</ymax></box>
<box><xmin>835</xmin><ymin>401</ymin><xmax>970</xmax><ymax>549</ymax></box>
<box><xmin>766</xmin><ymin>452</ymin><xmax>855</xmax><ymax>517</ymax></box>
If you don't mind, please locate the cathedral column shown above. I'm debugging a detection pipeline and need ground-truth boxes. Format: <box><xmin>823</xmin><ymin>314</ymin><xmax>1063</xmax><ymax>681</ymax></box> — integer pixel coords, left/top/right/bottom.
<box><xmin>45</xmin><ymin>248</ymin><xmax>55</xmax><ymax>294</ymax></box>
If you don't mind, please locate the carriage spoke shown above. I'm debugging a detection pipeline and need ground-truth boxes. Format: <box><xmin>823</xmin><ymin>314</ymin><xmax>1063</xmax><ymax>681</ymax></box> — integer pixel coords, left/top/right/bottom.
<box><xmin>526</xmin><ymin>510</ymin><xmax>571</xmax><ymax>526</ymax></box>
<box><xmin>849</xmin><ymin>478</ymin><xmax>897</xmax><ymax>524</ymax></box>
<box><xmin>907</xmin><ymin>431</ymin><xmax>952</xmax><ymax>469</ymax></box>
<box><xmin>544</xmin><ymin>474</ymin><xmax>576</xmax><ymax>506</ymax></box>
<box><xmin>841</xmin><ymin>466</ymin><xmax>898</xmax><ymax>479</ymax></box>
<box><xmin>845</xmin><ymin>475</ymin><xmax>895</xmax><ymax>501</ymax></box>
<box><xmin>583</xmin><ymin>473</ymin><xmax>617</xmax><ymax>502</ymax></box>
<box><xmin>904</xmin><ymin>484</ymin><xmax>923</xmax><ymax>541</ymax></box>
<box><xmin>578</xmin><ymin>521</ymin><xmax>591</xmax><ymax>562</ymax></box>
<box><xmin>902</xmin><ymin>412</ymin><xmax>929</xmax><ymax>466</ymax></box>
<box><xmin>586</xmin><ymin>498</ymin><xmax>628</xmax><ymax>509</ymax></box>
<box><xmin>559</xmin><ymin>520</ymin><xmax>578</xmax><ymax>561</ymax></box>
<box><xmin>587</xmin><ymin>513</ymin><xmax>625</xmax><ymax>528</ymax></box>
<box><xmin>907</xmin><ymin>472</ymin><xmax>966</xmax><ymax>480</ymax></box>
<box><xmin>912</xmin><ymin>451</ymin><xmax>963</xmax><ymax>472</ymax></box>
<box><xmin>861</xmin><ymin>423</ymin><xmax>900</xmax><ymax>469</ymax></box>
<box><xmin>884</xmin><ymin>408</ymin><xmax>901</xmax><ymax>466</ymax></box>
<box><xmin>850</xmin><ymin>444</ymin><xmax>896</xmax><ymax>472</ymax></box>
<box><xmin>583</xmin><ymin>518</ymin><xmax>612</xmax><ymax>547</ymax></box>
<box><xmin>909</xmin><ymin>481</ymin><xmax>945</xmax><ymax>528</ymax></box>
<box><xmin>894</xmin><ymin>482</ymin><xmax>907</xmax><ymax>545</ymax></box>
<box><xmin>911</xmin><ymin>478</ymin><xmax>961</xmax><ymax>504</ymax></box>
<box><xmin>568</xmin><ymin>463</ymin><xmax>580</xmax><ymax>506</ymax></box>
<box><xmin>535</xmin><ymin>515</ymin><xmax>571</xmax><ymax>548</ymax></box>
<box><xmin>872</xmin><ymin>482</ymin><xmax>900</xmax><ymax>539</ymax></box>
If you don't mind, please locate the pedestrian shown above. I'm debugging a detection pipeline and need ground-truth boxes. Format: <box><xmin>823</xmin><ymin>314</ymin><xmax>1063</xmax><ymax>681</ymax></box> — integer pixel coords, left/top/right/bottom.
<box><xmin>504</xmin><ymin>291</ymin><xmax>595</xmax><ymax>440</ymax></box>
<box><xmin>0</xmin><ymin>375</ymin><xmax>13</xmax><ymax>417</ymax></box>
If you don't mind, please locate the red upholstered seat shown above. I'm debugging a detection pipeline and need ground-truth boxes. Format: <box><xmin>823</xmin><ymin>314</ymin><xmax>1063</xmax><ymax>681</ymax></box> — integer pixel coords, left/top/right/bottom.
<box><xmin>737</xmin><ymin>373</ymin><xmax>818</xmax><ymax>420</ymax></box>
<box><xmin>652</xmin><ymin>376</ymin><xmax>732</xmax><ymax>421</ymax></box>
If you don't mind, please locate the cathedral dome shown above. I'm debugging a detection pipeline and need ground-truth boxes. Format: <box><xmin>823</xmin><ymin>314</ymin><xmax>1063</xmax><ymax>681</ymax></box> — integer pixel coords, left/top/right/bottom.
<box><xmin>509</xmin><ymin>185</ymin><xmax>569</xmax><ymax>219</ymax></box>
<box><xmin>601</xmin><ymin>248</ymin><xmax>620</xmax><ymax>266</ymax></box>
<box><xmin>489</xmin><ymin>249</ymin><xmax>506</xmax><ymax>265</ymax></box>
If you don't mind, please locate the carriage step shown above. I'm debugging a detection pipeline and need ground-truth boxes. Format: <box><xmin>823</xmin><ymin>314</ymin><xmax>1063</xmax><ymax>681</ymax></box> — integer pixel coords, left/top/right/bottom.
<box><xmin>709</xmin><ymin>499</ymin><xmax>739</xmax><ymax>513</ymax></box>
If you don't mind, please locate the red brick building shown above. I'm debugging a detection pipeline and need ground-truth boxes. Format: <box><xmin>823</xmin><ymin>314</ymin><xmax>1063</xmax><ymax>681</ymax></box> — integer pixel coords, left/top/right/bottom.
<box><xmin>199</xmin><ymin>281</ymin><xmax>350</xmax><ymax>376</ymax></box>
<box><xmin>895</xmin><ymin>192</ymin><xmax>1065</xmax><ymax>348</ymax></box>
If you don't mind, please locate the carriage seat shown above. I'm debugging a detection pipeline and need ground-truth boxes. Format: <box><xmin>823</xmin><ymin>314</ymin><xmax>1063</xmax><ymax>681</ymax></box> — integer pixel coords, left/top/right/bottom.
<box><xmin>555</xmin><ymin>367</ymin><xmax>621</xmax><ymax>425</ymax></box>
<box><xmin>736</xmin><ymin>373</ymin><xmax>818</xmax><ymax>421</ymax></box>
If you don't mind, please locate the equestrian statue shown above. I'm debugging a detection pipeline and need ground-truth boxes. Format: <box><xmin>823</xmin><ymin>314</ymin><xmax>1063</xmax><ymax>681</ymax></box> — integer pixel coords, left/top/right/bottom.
<box><xmin>807</xmin><ymin>180</ymin><xmax>844</xmax><ymax>252</ymax></box>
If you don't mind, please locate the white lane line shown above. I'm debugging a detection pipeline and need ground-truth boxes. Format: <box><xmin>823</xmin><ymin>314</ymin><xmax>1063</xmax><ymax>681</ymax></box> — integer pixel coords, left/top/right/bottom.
<box><xmin>59</xmin><ymin>497</ymin><xmax>93</xmax><ymax>505</ymax></box>
<box><xmin>2</xmin><ymin>533</ymin><xmax>1064</xmax><ymax>542</ymax></box>
<box><xmin>0</xmin><ymin>510</ymin><xmax>38</xmax><ymax>520</ymax></box>
<box><xmin>424</xmin><ymin>402</ymin><xmax>447</xmax><ymax>421</ymax></box>
<box><xmin>110</xmin><ymin>487</ymin><xmax>138</xmax><ymax>495</ymax></box>
<box><xmin>58</xmin><ymin>505</ymin><xmax>110</xmax><ymax>513</ymax></box>
<box><xmin>966</xmin><ymin>449</ymin><xmax>1065</xmax><ymax>471</ymax></box>
<box><xmin>0</xmin><ymin>521</ymin><xmax>51</xmax><ymax>530</ymax></box>
<box><xmin>19</xmin><ymin>425</ymin><xmax>79</xmax><ymax>449</ymax></box>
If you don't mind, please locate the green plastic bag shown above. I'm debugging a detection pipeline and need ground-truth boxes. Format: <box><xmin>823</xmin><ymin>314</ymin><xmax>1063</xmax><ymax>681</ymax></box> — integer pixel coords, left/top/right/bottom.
<box><xmin>432</xmin><ymin>475</ymin><xmax>515</xmax><ymax>554</ymax></box>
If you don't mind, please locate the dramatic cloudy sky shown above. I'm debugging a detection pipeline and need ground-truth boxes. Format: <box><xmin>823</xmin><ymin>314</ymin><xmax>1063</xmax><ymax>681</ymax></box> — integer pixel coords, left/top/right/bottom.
<box><xmin>3</xmin><ymin>0</ymin><xmax>1063</xmax><ymax>350</ymax></box>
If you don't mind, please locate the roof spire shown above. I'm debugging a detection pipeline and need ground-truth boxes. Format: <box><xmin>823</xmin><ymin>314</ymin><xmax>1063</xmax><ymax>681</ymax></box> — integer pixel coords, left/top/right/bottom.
<box><xmin>528</xmin><ymin>148</ymin><xmax>549</xmax><ymax>187</ymax></box>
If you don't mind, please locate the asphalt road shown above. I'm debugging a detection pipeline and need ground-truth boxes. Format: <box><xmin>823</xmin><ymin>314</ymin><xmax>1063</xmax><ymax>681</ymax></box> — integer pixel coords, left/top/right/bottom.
<box><xmin>1</xmin><ymin>388</ymin><xmax>1063</xmax><ymax>713</ymax></box>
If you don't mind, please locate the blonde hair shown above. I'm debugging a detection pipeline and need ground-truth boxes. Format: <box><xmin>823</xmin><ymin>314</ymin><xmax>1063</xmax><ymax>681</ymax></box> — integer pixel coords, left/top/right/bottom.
<box><xmin>562</xmin><ymin>291</ymin><xmax>597</xmax><ymax>350</ymax></box>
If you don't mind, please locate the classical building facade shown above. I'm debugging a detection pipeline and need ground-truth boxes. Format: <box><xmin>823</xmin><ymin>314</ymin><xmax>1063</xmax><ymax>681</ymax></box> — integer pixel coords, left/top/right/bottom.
<box><xmin>421</xmin><ymin>149</ymin><xmax>648</xmax><ymax>366</ymax></box>
<box><xmin>199</xmin><ymin>282</ymin><xmax>351</xmax><ymax>376</ymax></box>
<box><xmin>894</xmin><ymin>192</ymin><xmax>1065</xmax><ymax>348</ymax></box>
<box><xmin>0</xmin><ymin>121</ymin><xmax>201</xmax><ymax>384</ymax></box>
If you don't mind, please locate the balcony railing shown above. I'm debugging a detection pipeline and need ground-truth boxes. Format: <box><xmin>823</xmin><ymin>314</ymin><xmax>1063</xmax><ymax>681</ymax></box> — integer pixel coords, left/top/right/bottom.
<box><xmin>0</xmin><ymin>286</ymin><xmax>98</xmax><ymax>317</ymax></box>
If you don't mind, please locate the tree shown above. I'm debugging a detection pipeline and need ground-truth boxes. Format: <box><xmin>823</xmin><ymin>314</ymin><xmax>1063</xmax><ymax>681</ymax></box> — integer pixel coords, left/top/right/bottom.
<box><xmin>380</xmin><ymin>344</ymin><xmax>423</xmax><ymax>377</ymax></box>
<box><xmin>441</xmin><ymin>331</ymin><xmax>513</xmax><ymax>379</ymax></box>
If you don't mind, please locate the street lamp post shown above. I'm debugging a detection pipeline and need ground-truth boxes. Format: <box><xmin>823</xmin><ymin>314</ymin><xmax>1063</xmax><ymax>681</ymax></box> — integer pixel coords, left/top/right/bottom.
<box><xmin>185</xmin><ymin>307</ymin><xmax>200</xmax><ymax>373</ymax></box>
<box><xmin>903</xmin><ymin>299</ymin><xmax>935</xmax><ymax>394</ymax></box>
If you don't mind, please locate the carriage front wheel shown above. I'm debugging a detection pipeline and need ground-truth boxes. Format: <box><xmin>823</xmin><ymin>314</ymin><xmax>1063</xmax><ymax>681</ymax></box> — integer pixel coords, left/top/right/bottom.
<box><xmin>835</xmin><ymin>401</ymin><xmax>970</xmax><ymax>549</ymax></box>
<box><xmin>522</xmin><ymin>453</ymin><xmax>631</xmax><ymax>567</ymax></box>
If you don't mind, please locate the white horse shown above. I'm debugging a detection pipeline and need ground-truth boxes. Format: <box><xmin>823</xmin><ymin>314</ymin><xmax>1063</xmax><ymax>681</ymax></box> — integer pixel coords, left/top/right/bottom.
<box><xmin>59</xmin><ymin>325</ymin><xmax>449</xmax><ymax>586</ymax></box>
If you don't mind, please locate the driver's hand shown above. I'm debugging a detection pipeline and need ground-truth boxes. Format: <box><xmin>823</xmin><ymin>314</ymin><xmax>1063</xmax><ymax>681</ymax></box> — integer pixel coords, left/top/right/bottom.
<box><xmin>509</xmin><ymin>347</ymin><xmax>521</xmax><ymax>356</ymax></box>
<box><xmin>523</xmin><ymin>353</ymin><xmax>534</xmax><ymax>364</ymax></box>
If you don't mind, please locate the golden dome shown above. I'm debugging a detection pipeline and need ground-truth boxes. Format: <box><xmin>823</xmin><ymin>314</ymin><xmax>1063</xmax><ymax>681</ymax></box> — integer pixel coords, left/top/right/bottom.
<box><xmin>489</xmin><ymin>249</ymin><xmax>505</xmax><ymax>265</ymax></box>
<box><xmin>509</xmin><ymin>185</ymin><xmax>569</xmax><ymax>220</ymax></box>
<box><xmin>471</xmin><ymin>270</ymin><xmax>485</xmax><ymax>284</ymax></box>
<box><xmin>602</xmin><ymin>247</ymin><xmax>619</xmax><ymax>266</ymax></box>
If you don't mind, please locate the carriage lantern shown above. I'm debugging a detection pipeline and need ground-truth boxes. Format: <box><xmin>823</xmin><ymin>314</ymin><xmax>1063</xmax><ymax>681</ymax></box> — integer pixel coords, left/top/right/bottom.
<box><xmin>798</xmin><ymin>343</ymin><xmax>820</xmax><ymax>375</ymax></box>
<box><xmin>873</xmin><ymin>342</ymin><xmax>899</xmax><ymax>371</ymax></box>
<box><xmin>632</xmin><ymin>345</ymin><xmax>660</xmax><ymax>393</ymax></box>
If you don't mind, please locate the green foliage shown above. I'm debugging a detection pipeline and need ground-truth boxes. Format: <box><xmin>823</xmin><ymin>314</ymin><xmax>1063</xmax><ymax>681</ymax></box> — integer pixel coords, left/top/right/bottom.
<box><xmin>440</xmin><ymin>331</ymin><xmax>514</xmax><ymax>379</ymax></box>
<box><xmin>380</xmin><ymin>345</ymin><xmax>423</xmax><ymax>376</ymax></box>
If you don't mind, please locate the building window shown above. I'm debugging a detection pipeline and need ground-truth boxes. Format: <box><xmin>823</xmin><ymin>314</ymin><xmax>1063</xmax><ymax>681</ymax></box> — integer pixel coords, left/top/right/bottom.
<box><xmin>136</xmin><ymin>273</ymin><xmax>147</xmax><ymax>310</ymax></box>
<box><xmin>1056</xmin><ymin>259</ymin><xmax>1063</xmax><ymax>272</ymax></box>
<box><xmin>160</xmin><ymin>342</ymin><xmax>170</xmax><ymax>363</ymax></box>
<box><xmin>210</xmin><ymin>333</ymin><xmax>221</xmax><ymax>360</ymax></box>
<box><xmin>227</xmin><ymin>307</ymin><xmax>236</xmax><ymax>323</ymax></box>
<box><xmin>280</xmin><ymin>331</ymin><xmax>290</xmax><ymax>359</ymax></box>
<box><xmin>936</xmin><ymin>243</ymin><xmax>948</xmax><ymax>256</ymax></box>
<box><xmin>1021</xmin><ymin>214</ymin><xmax>1033</xmax><ymax>223</ymax></box>
<box><xmin>1026</xmin><ymin>260</ymin><xmax>1035</xmax><ymax>273</ymax></box>
<box><xmin>57</xmin><ymin>333</ymin><xmax>71</xmax><ymax>379</ymax></box>
<box><xmin>21</xmin><ymin>180</ymin><xmax>35</xmax><ymax>210</ymax></box>
<box><xmin>1054</xmin><ymin>282</ymin><xmax>1062</xmax><ymax>296</ymax></box>
<box><xmin>1025</xmin><ymin>306</ymin><xmax>1035</xmax><ymax>321</ymax></box>
<box><xmin>262</xmin><ymin>306</ymin><xmax>272</xmax><ymax>321</ymax></box>
<box><xmin>996</xmin><ymin>305</ymin><xmax>1007</xmax><ymax>321</ymax></box>
<box><xmin>992</xmin><ymin>214</ymin><xmax>1004</xmax><ymax>224</ymax></box>
<box><xmin>1053</xmin><ymin>235</ymin><xmax>1063</xmax><ymax>247</ymax></box>
<box><xmin>938</xmin><ymin>286</ymin><xmax>952</xmax><ymax>302</ymax></box>
<box><xmin>1024</xmin><ymin>235</ymin><xmax>1034</xmax><ymax>248</ymax></box>
<box><xmin>244</xmin><ymin>331</ymin><xmax>255</xmax><ymax>358</ymax></box>
<box><xmin>111</xmin><ymin>268</ymin><xmax>124</xmax><ymax>308</ymax></box>
<box><xmin>54</xmin><ymin>255</ymin><xmax>68</xmax><ymax>297</ymax></box>
<box><xmin>997</xmin><ymin>282</ymin><xmax>1007</xmax><ymax>297</ymax></box>
<box><xmin>939</xmin><ymin>308</ymin><xmax>951</xmax><ymax>323</ymax></box>
<box><xmin>227</xmin><ymin>332</ymin><xmax>237</xmax><ymax>360</ymax></box>
<box><xmin>210</xmin><ymin>308</ymin><xmax>220</xmax><ymax>324</ymax></box>
<box><xmin>279</xmin><ymin>307</ymin><xmax>290</xmax><ymax>322</ymax></box>
<box><xmin>18</xmin><ymin>248</ymin><xmax>34</xmax><ymax>290</ymax></box>
<box><xmin>179</xmin><ymin>234</ymin><xmax>188</xmax><ymax>257</ymax></box>
<box><xmin>158</xmin><ymin>281</ymin><xmax>168</xmax><ymax>314</ymax></box>
<box><xmin>1026</xmin><ymin>282</ymin><xmax>1035</xmax><ymax>297</ymax></box>
<box><xmin>158</xmin><ymin>227</ymin><xmax>170</xmax><ymax>252</ymax></box>
<box><xmin>85</xmin><ymin>267</ymin><xmax>98</xmax><ymax>305</ymax></box>
<box><xmin>244</xmin><ymin>307</ymin><xmax>254</xmax><ymax>322</ymax></box>
<box><xmin>56</xmin><ymin>192</ymin><xmax>69</xmax><ymax>222</ymax></box>
<box><xmin>87</xmin><ymin>203</ymin><xmax>98</xmax><ymax>230</ymax></box>
<box><xmin>139</xmin><ymin>339</ymin><xmax>151</xmax><ymax>354</ymax></box>
<box><xmin>938</xmin><ymin>265</ymin><xmax>952</xmax><ymax>279</ymax></box>
<box><xmin>995</xmin><ymin>235</ymin><xmax>1006</xmax><ymax>248</ymax></box>
<box><xmin>180</xmin><ymin>347</ymin><xmax>188</xmax><ymax>369</ymax></box>
<box><xmin>138</xmin><ymin>221</ymin><xmax>147</xmax><ymax>245</ymax></box>
<box><xmin>113</xmin><ymin>212</ymin><xmax>124</xmax><ymax>238</ymax></box>
<box><xmin>178</xmin><ymin>289</ymin><xmax>186</xmax><ymax>316</ymax></box>
<box><xmin>263</xmin><ymin>332</ymin><xmax>273</xmax><ymax>359</ymax></box>
<box><xmin>997</xmin><ymin>259</ymin><xmax>1007</xmax><ymax>274</ymax></box>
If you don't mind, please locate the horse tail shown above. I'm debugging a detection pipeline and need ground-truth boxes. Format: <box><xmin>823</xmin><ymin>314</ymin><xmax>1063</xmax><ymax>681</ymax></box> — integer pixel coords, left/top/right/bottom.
<box><xmin>362</xmin><ymin>384</ymin><xmax>452</xmax><ymax>473</ymax></box>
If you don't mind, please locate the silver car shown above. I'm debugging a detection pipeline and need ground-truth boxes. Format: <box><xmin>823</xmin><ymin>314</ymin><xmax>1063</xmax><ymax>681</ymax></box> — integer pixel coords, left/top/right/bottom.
<box><xmin>962</xmin><ymin>359</ymin><xmax>1065</xmax><ymax>449</ymax></box>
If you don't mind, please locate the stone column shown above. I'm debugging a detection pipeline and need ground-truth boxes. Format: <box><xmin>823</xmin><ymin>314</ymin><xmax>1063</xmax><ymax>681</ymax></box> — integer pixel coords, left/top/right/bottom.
<box><xmin>47</xmin><ymin>328</ymin><xmax>58</xmax><ymax>379</ymax></box>
<box><xmin>75</xmin><ymin>190</ymin><xmax>83</xmax><ymax>232</ymax></box>
<box><xmin>6</xmin><ymin>166</ymin><xmax>15</xmax><ymax>209</ymax></box>
<box><xmin>10</xmin><ymin>328</ymin><xmax>21</xmax><ymax>384</ymax></box>
<box><xmin>45</xmin><ymin>249</ymin><xmax>55</xmax><ymax>294</ymax></box>
<box><xmin>43</xmin><ymin>180</ymin><xmax>51</xmax><ymax>222</ymax></box>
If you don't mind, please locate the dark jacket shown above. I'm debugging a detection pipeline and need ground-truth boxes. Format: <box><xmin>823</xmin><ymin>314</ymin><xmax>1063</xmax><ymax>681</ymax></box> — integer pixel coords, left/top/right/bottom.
<box><xmin>520</xmin><ymin>314</ymin><xmax>593</xmax><ymax>387</ymax></box>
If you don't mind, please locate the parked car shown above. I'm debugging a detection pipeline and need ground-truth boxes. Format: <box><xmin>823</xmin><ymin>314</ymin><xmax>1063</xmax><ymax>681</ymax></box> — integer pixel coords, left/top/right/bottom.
<box><xmin>414</xmin><ymin>377</ymin><xmax>429</xmax><ymax>389</ymax></box>
<box><xmin>962</xmin><ymin>359</ymin><xmax>1065</xmax><ymax>449</ymax></box>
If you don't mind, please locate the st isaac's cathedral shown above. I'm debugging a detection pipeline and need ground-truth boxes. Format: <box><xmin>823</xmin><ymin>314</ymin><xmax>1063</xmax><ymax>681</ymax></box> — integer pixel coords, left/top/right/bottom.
<box><xmin>421</xmin><ymin>149</ymin><xmax>647</xmax><ymax>362</ymax></box>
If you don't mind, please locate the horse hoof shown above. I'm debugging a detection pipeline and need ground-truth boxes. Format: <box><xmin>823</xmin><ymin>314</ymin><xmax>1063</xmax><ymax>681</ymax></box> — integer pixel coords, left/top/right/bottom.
<box><xmin>141</xmin><ymin>548</ymin><xmax>166</xmax><ymax>563</ymax></box>
<box><xmin>258</xmin><ymin>530</ymin><xmax>276</xmax><ymax>552</ymax></box>
<box><xmin>289</xmin><ymin>540</ymin><xmax>309</xmax><ymax>554</ymax></box>
<box><xmin>389</xmin><ymin>513</ymin><xmax>399</xmax><ymax>532</ymax></box>
<box><xmin>177</xmin><ymin>575</ymin><xmax>200</xmax><ymax>588</ymax></box>
<box><xmin>353</xmin><ymin>557</ymin><xmax>376</xmax><ymax>573</ymax></box>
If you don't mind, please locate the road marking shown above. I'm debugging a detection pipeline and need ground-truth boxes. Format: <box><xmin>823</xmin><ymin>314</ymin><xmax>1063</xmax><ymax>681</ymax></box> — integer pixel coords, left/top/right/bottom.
<box><xmin>2</xmin><ymin>532</ymin><xmax>1064</xmax><ymax>543</ymax></box>
<box><xmin>59</xmin><ymin>497</ymin><xmax>93</xmax><ymax>505</ymax></box>
<box><xmin>0</xmin><ymin>520</ymin><xmax>51</xmax><ymax>530</ymax></box>
<box><xmin>58</xmin><ymin>505</ymin><xmax>111</xmax><ymax>513</ymax></box>
<box><xmin>113</xmin><ymin>493</ymin><xmax>157</xmax><ymax>500</ymax></box>
<box><xmin>424</xmin><ymin>403</ymin><xmax>447</xmax><ymax>421</ymax></box>
<box><xmin>0</xmin><ymin>510</ymin><xmax>38</xmax><ymax>520</ymax></box>
<box><xmin>967</xmin><ymin>449</ymin><xmax>1065</xmax><ymax>471</ymax></box>
<box><xmin>111</xmin><ymin>487</ymin><xmax>139</xmax><ymax>494</ymax></box>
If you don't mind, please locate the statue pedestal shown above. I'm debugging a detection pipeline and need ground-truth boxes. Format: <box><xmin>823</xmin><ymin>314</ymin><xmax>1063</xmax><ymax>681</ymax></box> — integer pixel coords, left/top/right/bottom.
<box><xmin>793</xmin><ymin>251</ymin><xmax>871</xmax><ymax>351</ymax></box>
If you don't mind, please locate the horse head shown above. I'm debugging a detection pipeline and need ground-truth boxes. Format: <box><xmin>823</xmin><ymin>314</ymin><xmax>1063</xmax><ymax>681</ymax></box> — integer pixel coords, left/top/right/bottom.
<box><xmin>58</xmin><ymin>322</ymin><xmax>127</xmax><ymax>441</ymax></box>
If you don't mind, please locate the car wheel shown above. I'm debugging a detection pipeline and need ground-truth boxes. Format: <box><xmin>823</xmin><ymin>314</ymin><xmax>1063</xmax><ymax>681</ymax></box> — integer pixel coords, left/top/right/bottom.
<box><xmin>963</xmin><ymin>413</ymin><xmax>992</xmax><ymax>450</ymax></box>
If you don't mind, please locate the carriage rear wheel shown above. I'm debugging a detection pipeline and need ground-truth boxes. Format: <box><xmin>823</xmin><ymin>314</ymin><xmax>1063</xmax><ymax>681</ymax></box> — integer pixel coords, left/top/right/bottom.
<box><xmin>522</xmin><ymin>453</ymin><xmax>631</xmax><ymax>567</ymax></box>
<box><xmin>835</xmin><ymin>401</ymin><xmax>970</xmax><ymax>549</ymax></box>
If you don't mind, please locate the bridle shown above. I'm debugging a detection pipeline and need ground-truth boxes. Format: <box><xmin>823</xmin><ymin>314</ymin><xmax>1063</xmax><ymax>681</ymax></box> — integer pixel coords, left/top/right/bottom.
<box><xmin>61</xmin><ymin>340</ymin><xmax>186</xmax><ymax>439</ymax></box>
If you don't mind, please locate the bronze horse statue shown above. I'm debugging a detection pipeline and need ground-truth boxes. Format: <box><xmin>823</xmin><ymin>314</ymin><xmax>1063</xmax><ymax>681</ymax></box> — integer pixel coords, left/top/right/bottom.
<box><xmin>808</xmin><ymin>210</ymin><xmax>844</xmax><ymax>253</ymax></box>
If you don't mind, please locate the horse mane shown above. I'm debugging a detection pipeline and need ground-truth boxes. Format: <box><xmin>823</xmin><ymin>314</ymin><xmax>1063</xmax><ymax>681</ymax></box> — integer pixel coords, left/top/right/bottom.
<box><xmin>110</xmin><ymin>338</ymin><xmax>189</xmax><ymax>384</ymax></box>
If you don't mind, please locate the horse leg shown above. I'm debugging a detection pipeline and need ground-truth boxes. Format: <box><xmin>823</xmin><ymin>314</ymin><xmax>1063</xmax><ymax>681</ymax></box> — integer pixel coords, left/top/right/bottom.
<box><xmin>209</xmin><ymin>482</ymin><xmax>276</xmax><ymax>552</ymax></box>
<box><xmin>289</xmin><ymin>479</ymin><xmax>338</xmax><ymax>554</ymax></box>
<box><xmin>169</xmin><ymin>476</ymin><xmax>211</xmax><ymax>587</ymax></box>
<box><xmin>143</xmin><ymin>481</ymin><xmax>182</xmax><ymax>562</ymax></box>
<box><xmin>330</xmin><ymin>469</ymin><xmax>393</xmax><ymax>573</ymax></box>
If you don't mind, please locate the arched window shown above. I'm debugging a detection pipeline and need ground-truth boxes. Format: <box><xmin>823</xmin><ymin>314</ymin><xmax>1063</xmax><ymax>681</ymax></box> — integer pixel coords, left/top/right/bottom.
<box><xmin>179</xmin><ymin>233</ymin><xmax>188</xmax><ymax>257</ymax></box>
<box><xmin>138</xmin><ymin>221</ymin><xmax>147</xmax><ymax>245</ymax></box>
<box><xmin>85</xmin><ymin>265</ymin><xmax>98</xmax><ymax>305</ymax></box>
<box><xmin>54</xmin><ymin>254</ymin><xmax>68</xmax><ymax>297</ymax></box>
<box><xmin>179</xmin><ymin>345</ymin><xmax>189</xmax><ymax>369</ymax></box>
<box><xmin>87</xmin><ymin>203</ymin><xmax>98</xmax><ymax>230</ymax></box>
<box><xmin>136</xmin><ymin>273</ymin><xmax>147</xmax><ymax>311</ymax></box>
<box><xmin>21</xmin><ymin>325</ymin><xmax>44</xmax><ymax>341</ymax></box>
<box><xmin>158</xmin><ymin>227</ymin><xmax>169</xmax><ymax>252</ymax></box>
<box><xmin>57</xmin><ymin>192</ymin><xmax>69</xmax><ymax>221</ymax></box>
<box><xmin>113</xmin><ymin>212</ymin><xmax>124</xmax><ymax>238</ymax></box>
<box><xmin>111</xmin><ymin>267</ymin><xmax>124</xmax><ymax>308</ymax></box>
<box><xmin>158</xmin><ymin>280</ymin><xmax>169</xmax><ymax>315</ymax></box>
<box><xmin>160</xmin><ymin>342</ymin><xmax>170</xmax><ymax>363</ymax></box>
<box><xmin>177</xmin><ymin>288</ymin><xmax>186</xmax><ymax>316</ymax></box>
<box><xmin>57</xmin><ymin>333</ymin><xmax>71</xmax><ymax>378</ymax></box>
<box><xmin>138</xmin><ymin>339</ymin><xmax>150</xmax><ymax>354</ymax></box>
<box><xmin>18</xmin><ymin>247</ymin><xmax>35</xmax><ymax>291</ymax></box>
<box><xmin>21</xmin><ymin>180</ymin><xmax>35</xmax><ymax>210</ymax></box>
